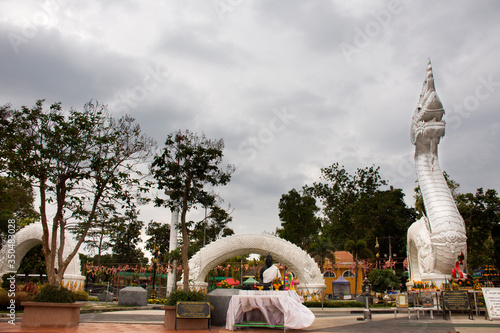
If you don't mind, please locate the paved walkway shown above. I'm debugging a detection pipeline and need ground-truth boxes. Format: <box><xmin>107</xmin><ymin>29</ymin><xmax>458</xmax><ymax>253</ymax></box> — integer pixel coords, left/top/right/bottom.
<box><xmin>1</xmin><ymin>308</ymin><xmax>499</xmax><ymax>333</ymax></box>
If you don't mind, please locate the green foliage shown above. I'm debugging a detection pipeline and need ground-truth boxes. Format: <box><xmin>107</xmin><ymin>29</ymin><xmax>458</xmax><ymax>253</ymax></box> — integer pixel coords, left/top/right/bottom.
<box><xmin>1</xmin><ymin>273</ymin><xmax>13</xmax><ymax>289</ymax></box>
<box><xmin>72</xmin><ymin>290</ymin><xmax>89</xmax><ymax>301</ymax></box>
<box><xmin>165</xmin><ymin>290</ymin><xmax>207</xmax><ymax>306</ymax></box>
<box><xmin>1</xmin><ymin>99</ymin><xmax>154</xmax><ymax>286</ymax></box>
<box><xmin>277</xmin><ymin>188</ymin><xmax>321</xmax><ymax>250</ymax></box>
<box><xmin>146</xmin><ymin>221</ymin><xmax>170</xmax><ymax>260</ymax></box>
<box><xmin>302</xmin><ymin>163</ymin><xmax>414</xmax><ymax>257</ymax></box>
<box><xmin>0</xmin><ymin>176</ymin><xmax>39</xmax><ymax>244</ymax></box>
<box><xmin>457</xmin><ymin>188</ymin><xmax>500</xmax><ymax>270</ymax></box>
<box><xmin>367</xmin><ymin>269</ymin><xmax>401</xmax><ymax>292</ymax></box>
<box><xmin>308</xmin><ymin>235</ymin><xmax>336</xmax><ymax>271</ymax></box>
<box><xmin>32</xmin><ymin>285</ymin><xmax>75</xmax><ymax>303</ymax></box>
<box><xmin>151</xmin><ymin>130</ymin><xmax>234</xmax><ymax>290</ymax></box>
<box><xmin>190</xmin><ymin>204</ymin><xmax>235</xmax><ymax>254</ymax></box>
<box><xmin>109</xmin><ymin>208</ymin><xmax>146</xmax><ymax>264</ymax></box>
<box><xmin>17</xmin><ymin>244</ymin><xmax>46</xmax><ymax>275</ymax></box>
<box><xmin>0</xmin><ymin>289</ymin><xmax>31</xmax><ymax>309</ymax></box>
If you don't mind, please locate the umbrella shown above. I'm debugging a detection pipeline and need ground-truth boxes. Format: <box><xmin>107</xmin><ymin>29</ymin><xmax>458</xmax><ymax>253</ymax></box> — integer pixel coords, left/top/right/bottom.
<box><xmin>217</xmin><ymin>277</ymin><xmax>240</xmax><ymax>286</ymax></box>
<box><xmin>243</xmin><ymin>277</ymin><xmax>258</xmax><ymax>285</ymax></box>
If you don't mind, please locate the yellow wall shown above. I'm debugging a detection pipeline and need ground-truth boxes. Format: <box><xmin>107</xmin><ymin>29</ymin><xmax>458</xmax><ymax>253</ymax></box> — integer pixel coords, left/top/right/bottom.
<box><xmin>324</xmin><ymin>267</ymin><xmax>364</xmax><ymax>296</ymax></box>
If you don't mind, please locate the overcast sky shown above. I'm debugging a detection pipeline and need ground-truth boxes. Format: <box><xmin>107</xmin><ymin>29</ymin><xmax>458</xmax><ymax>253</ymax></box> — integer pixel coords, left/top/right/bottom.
<box><xmin>2</xmin><ymin>0</ymin><xmax>499</xmax><ymax>243</ymax></box>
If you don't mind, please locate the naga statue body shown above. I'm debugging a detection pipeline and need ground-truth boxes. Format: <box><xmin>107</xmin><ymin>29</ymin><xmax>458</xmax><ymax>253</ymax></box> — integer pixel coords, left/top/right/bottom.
<box><xmin>407</xmin><ymin>61</ymin><xmax>467</xmax><ymax>287</ymax></box>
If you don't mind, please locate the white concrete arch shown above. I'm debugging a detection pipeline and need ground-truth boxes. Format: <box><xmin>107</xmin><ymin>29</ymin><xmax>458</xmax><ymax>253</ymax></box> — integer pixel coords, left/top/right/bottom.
<box><xmin>0</xmin><ymin>223</ymin><xmax>85</xmax><ymax>288</ymax></box>
<box><xmin>185</xmin><ymin>234</ymin><xmax>326</xmax><ymax>293</ymax></box>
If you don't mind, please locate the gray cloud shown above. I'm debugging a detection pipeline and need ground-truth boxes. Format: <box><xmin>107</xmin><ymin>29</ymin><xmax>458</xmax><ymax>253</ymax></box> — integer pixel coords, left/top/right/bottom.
<box><xmin>1</xmin><ymin>0</ymin><xmax>499</xmax><ymax>242</ymax></box>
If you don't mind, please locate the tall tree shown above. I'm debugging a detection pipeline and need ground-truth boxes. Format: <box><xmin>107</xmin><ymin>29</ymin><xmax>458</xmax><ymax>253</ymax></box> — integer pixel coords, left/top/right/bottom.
<box><xmin>151</xmin><ymin>130</ymin><xmax>234</xmax><ymax>290</ymax></box>
<box><xmin>0</xmin><ymin>176</ymin><xmax>39</xmax><ymax>245</ymax></box>
<box><xmin>306</xmin><ymin>163</ymin><xmax>388</xmax><ymax>246</ymax></box>
<box><xmin>1</xmin><ymin>100</ymin><xmax>154</xmax><ymax>287</ymax></box>
<box><xmin>349</xmin><ymin>188</ymin><xmax>416</xmax><ymax>257</ymax></box>
<box><xmin>82</xmin><ymin>203</ymin><xmax>119</xmax><ymax>266</ymax></box>
<box><xmin>308</xmin><ymin>235</ymin><xmax>336</xmax><ymax>272</ymax></box>
<box><xmin>276</xmin><ymin>188</ymin><xmax>321</xmax><ymax>250</ymax></box>
<box><xmin>145</xmin><ymin>220</ymin><xmax>171</xmax><ymax>261</ymax></box>
<box><xmin>345</xmin><ymin>239</ymin><xmax>373</xmax><ymax>297</ymax></box>
<box><xmin>190</xmin><ymin>203</ymin><xmax>234</xmax><ymax>255</ymax></box>
<box><xmin>456</xmin><ymin>188</ymin><xmax>500</xmax><ymax>270</ymax></box>
<box><xmin>109</xmin><ymin>208</ymin><xmax>146</xmax><ymax>264</ymax></box>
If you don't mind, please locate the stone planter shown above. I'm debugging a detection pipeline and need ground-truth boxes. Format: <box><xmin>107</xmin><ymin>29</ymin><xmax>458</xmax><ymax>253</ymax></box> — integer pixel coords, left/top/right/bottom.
<box><xmin>21</xmin><ymin>302</ymin><xmax>84</xmax><ymax>327</ymax></box>
<box><xmin>163</xmin><ymin>305</ymin><xmax>212</xmax><ymax>330</ymax></box>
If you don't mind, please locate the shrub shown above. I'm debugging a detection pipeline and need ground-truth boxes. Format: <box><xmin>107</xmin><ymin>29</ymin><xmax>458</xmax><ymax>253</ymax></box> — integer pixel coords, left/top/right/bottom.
<box><xmin>32</xmin><ymin>285</ymin><xmax>75</xmax><ymax>303</ymax></box>
<box><xmin>72</xmin><ymin>290</ymin><xmax>89</xmax><ymax>301</ymax></box>
<box><xmin>0</xmin><ymin>288</ymin><xmax>31</xmax><ymax>309</ymax></box>
<box><xmin>1</xmin><ymin>273</ymin><xmax>15</xmax><ymax>290</ymax></box>
<box><xmin>0</xmin><ymin>288</ymin><xmax>9</xmax><ymax>308</ymax></box>
<box><xmin>165</xmin><ymin>290</ymin><xmax>206</xmax><ymax>306</ymax></box>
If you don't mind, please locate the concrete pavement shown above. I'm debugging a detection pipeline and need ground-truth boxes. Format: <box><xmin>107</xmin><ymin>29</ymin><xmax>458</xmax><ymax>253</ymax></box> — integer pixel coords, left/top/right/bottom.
<box><xmin>1</xmin><ymin>307</ymin><xmax>499</xmax><ymax>332</ymax></box>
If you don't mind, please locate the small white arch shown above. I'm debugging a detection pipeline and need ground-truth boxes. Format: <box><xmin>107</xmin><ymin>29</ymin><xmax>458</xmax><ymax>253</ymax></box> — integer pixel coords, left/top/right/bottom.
<box><xmin>185</xmin><ymin>234</ymin><xmax>326</xmax><ymax>293</ymax></box>
<box><xmin>0</xmin><ymin>223</ymin><xmax>85</xmax><ymax>288</ymax></box>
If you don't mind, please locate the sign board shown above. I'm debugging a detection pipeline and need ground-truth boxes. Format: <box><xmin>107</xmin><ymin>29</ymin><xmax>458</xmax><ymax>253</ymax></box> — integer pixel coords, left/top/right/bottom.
<box><xmin>421</xmin><ymin>292</ymin><xmax>434</xmax><ymax>308</ymax></box>
<box><xmin>176</xmin><ymin>302</ymin><xmax>211</xmax><ymax>318</ymax></box>
<box><xmin>396</xmin><ymin>294</ymin><xmax>407</xmax><ymax>308</ymax></box>
<box><xmin>482</xmin><ymin>288</ymin><xmax>500</xmax><ymax>320</ymax></box>
<box><xmin>442</xmin><ymin>291</ymin><xmax>470</xmax><ymax>311</ymax></box>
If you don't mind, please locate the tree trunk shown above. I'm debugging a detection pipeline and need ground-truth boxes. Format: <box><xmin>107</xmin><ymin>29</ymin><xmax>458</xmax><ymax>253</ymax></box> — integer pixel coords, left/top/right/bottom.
<box><xmin>354</xmin><ymin>258</ymin><xmax>358</xmax><ymax>297</ymax></box>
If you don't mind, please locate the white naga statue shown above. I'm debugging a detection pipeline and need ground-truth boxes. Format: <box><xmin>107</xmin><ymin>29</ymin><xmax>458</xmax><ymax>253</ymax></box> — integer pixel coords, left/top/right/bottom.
<box><xmin>407</xmin><ymin>61</ymin><xmax>468</xmax><ymax>286</ymax></box>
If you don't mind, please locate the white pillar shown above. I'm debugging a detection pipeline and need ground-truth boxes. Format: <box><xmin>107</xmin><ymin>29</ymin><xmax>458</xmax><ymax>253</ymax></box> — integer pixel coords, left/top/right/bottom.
<box><xmin>166</xmin><ymin>208</ymin><xmax>179</xmax><ymax>295</ymax></box>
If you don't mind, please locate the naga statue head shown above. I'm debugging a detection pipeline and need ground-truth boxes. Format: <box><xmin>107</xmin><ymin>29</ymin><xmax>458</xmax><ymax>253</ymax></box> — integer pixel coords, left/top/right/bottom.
<box><xmin>410</xmin><ymin>60</ymin><xmax>446</xmax><ymax>153</ymax></box>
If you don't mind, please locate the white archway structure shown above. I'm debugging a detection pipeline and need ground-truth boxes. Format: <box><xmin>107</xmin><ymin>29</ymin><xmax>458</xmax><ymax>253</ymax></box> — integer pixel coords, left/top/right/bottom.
<box><xmin>183</xmin><ymin>234</ymin><xmax>326</xmax><ymax>294</ymax></box>
<box><xmin>0</xmin><ymin>223</ymin><xmax>85</xmax><ymax>289</ymax></box>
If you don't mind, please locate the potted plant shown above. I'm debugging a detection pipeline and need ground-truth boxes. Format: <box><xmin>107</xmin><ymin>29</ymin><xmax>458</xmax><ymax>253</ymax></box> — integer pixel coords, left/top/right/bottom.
<box><xmin>162</xmin><ymin>289</ymin><xmax>210</xmax><ymax>330</ymax></box>
<box><xmin>21</xmin><ymin>284</ymin><xmax>84</xmax><ymax>327</ymax></box>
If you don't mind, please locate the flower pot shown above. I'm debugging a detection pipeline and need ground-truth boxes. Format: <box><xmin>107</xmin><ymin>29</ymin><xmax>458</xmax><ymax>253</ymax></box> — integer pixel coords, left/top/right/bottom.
<box><xmin>21</xmin><ymin>302</ymin><xmax>84</xmax><ymax>327</ymax></box>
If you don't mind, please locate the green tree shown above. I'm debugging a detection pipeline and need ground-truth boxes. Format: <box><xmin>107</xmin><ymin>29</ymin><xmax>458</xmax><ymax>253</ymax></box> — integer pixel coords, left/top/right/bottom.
<box><xmin>190</xmin><ymin>203</ymin><xmax>234</xmax><ymax>255</ymax></box>
<box><xmin>367</xmin><ymin>269</ymin><xmax>400</xmax><ymax>292</ymax></box>
<box><xmin>151</xmin><ymin>130</ymin><xmax>234</xmax><ymax>290</ymax></box>
<box><xmin>145</xmin><ymin>220</ymin><xmax>170</xmax><ymax>261</ymax></box>
<box><xmin>307</xmin><ymin>163</ymin><xmax>388</xmax><ymax>246</ymax></box>
<box><xmin>350</xmin><ymin>188</ymin><xmax>416</xmax><ymax>257</ymax></box>
<box><xmin>308</xmin><ymin>235</ymin><xmax>336</xmax><ymax>272</ymax></box>
<box><xmin>276</xmin><ymin>188</ymin><xmax>321</xmax><ymax>250</ymax></box>
<box><xmin>0</xmin><ymin>176</ymin><xmax>39</xmax><ymax>245</ymax></box>
<box><xmin>17</xmin><ymin>244</ymin><xmax>47</xmax><ymax>277</ymax></box>
<box><xmin>1</xmin><ymin>100</ymin><xmax>154</xmax><ymax>287</ymax></box>
<box><xmin>109</xmin><ymin>209</ymin><xmax>146</xmax><ymax>264</ymax></box>
<box><xmin>345</xmin><ymin>239</ymin><xmax>373</xmax><ymax>297</ymax></box>
<box><xmin>82</xmin><ymin>203</ymin><xmax>119</xmax><ymax>266</ymax></box>
<box><xmin>456</xmin><ymin>188</ymin><xmax>500</xmax><ymax>270</ymax></box>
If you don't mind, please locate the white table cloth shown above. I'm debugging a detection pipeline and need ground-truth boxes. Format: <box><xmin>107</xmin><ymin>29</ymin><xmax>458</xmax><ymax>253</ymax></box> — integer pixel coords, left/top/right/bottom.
<box><xmin>226</xmin><ymin>290</ymin><xmax>315</xmax><ymax>330</ymax></box>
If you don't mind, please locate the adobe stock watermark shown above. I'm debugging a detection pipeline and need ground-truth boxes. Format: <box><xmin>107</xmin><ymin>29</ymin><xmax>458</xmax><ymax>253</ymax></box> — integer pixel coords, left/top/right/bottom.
<box><xmin>447</xmin><ymin>74</ymin><xmax>499</xmax><ymax>130</ymax></box>
<box><xmin>213</xmin><ymin>0</ymin><xmax>244</xmax><ymax>21</ymax></box>
<box><xmin>114</xmin><ymin>64</ymin><xmax>170</xmax><ymax>113</ymax></box>
<box><xmin>6</xmin><ymin>218</ymin><xmax>17</xmax><ymax>325</ymax></box>
<box><xmin>7</xmin><ymin>0</ymin><xmax>68</xmax><ymax>54</ymax></box>
<box><xmin>339</xmin><ymin>0</ymin><xmax>412</xmax><ymax>63</ymax></box>
<box><xmin>230</xmin><ymin>107</ymin><xmax>297</xmax><ymax>174</ymax></box>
